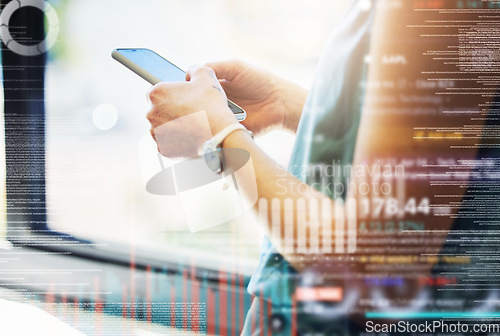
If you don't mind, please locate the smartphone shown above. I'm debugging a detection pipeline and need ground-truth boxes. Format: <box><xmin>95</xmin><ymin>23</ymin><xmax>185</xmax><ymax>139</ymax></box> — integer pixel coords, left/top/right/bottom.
<box><xmin>112</xmin><ymin>48</ymin><xmax>246</xmax><ymax>121</ymax></box>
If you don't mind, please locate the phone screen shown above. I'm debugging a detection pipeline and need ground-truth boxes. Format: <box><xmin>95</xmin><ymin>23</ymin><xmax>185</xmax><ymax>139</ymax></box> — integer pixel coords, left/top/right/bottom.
<box><xmin>116</xmin><ymin>49</ymin><xmax>186</xmax><ymax>82</ymax></box>
<box><xmin>113</xmin><ymin>48</ymin><xmax>246</xmax><ymax>121</ymax></box>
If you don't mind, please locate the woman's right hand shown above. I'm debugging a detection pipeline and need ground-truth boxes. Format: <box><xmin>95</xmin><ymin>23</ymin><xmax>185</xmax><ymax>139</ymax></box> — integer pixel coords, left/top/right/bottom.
<box><xmin>206</xmin><ymin>59</ymin><xmax>307</xmax><ymax>134</ymax></box>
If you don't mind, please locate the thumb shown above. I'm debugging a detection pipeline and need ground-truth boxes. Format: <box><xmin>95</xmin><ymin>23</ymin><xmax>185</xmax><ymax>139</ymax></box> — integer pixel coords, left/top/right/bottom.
<box><xmin>186</xmin><ymin>65</ymin><xmax>218</xmax><ymax>84</ymax></box>
<box><xmin>205</xmin><ymin>59</ymin><xmax>245</xmax><ymax>81</ymax></box>
<box><xmin>186</xmin><ymin>65</ymin><xmax>227</xmax><ymax>98</ymax></box>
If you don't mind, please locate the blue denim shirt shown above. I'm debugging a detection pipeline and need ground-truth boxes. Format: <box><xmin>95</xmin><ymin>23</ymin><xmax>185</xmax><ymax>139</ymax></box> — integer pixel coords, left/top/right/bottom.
<box><xmin>243</xmin><ymin>2</ymin><xmax>500</xmax><ymax>336</ymax></box>
<box><xmin>248</xmin><ymin>0</ymin><xmax>375</xmax><ymax>311</ymax></box>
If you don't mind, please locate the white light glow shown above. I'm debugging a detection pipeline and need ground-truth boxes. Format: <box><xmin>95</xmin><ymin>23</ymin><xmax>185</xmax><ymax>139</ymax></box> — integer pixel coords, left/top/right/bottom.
<box><xmin>92</xmin><ymin>103</ymin><xmax>118</xmax><ymax>131</ymax></box>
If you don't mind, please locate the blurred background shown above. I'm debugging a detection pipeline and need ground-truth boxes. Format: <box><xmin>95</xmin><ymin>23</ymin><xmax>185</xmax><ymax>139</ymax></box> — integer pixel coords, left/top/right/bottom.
<box><xmin>2</xmin><ymin>0</ymin><xmax>353</xmax><ymax>272</ymax></box>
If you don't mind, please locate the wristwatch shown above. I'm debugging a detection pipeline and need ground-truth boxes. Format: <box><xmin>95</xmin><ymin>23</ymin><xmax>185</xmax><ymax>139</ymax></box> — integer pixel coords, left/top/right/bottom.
<box><xmin>200</xmin><ymin>123</ymin><xmax>252</xmax><ymax>174</ymax></box>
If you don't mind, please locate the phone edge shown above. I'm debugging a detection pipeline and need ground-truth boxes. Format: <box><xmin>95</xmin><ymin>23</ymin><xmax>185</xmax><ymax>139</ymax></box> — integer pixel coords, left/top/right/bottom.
<box><xmin>111</xmin><ymin>49</ymin><xmax>246</xmax><ymax>121</ymax></box>
<box><xmin>111</xmin><ymin>49</ymin><xmax>162</xmax><ymax>85</ymax></box>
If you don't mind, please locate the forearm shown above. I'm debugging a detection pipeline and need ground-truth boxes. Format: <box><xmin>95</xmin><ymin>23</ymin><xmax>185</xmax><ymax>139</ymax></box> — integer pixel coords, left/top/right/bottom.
<box><xmin>223</xmin><ymin>129</ymin><xmax>334</xmax><ymax>268</ymax></box>
<box><xmin>280</xmin><ymin>80</ymin><xmax>308</xmax><ymax>132</ymax></box>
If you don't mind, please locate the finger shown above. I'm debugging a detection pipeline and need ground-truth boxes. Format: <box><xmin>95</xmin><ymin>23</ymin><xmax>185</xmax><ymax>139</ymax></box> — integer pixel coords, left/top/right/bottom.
<box><xmin>186</xmin><ymin>65</ymin><xmax>226</xmax><ymax>97</ymax></box>
<box><xmin>186</xmin><ymin>65</ymin><xmax>217</xmax><ymax>84</ymax></box>
<box><xmin>146</xmin><ymin>87</ymin><xmax>152</xmax><ymax>104</ymax></box>
<box><xmin>149</xmin><ymin>128</ymin><xmax>157</xmax><ymax>142</ymax></box>
<box><xmin>147</xmin><ymin>81</ymin><xmax>177</xmax><ymax>105</ymax></box>
<box><xmin>205</xmin><ymin>59</ymin><xmax>244</xmax><ymax>81</ymax></box>
<box><xmin>145</xmin><ymin>108</ymin><xmax>158</xmax><ymax>126</ymax></box>
<box><xmin>147</xmin><ymin>82</ymin><xmax>167</xmax><ymax>105</ymax></box>
<box><xmin>146</xmin><ymin>106</ymin><xmax>166</xmax><ymax>129</ymax></box>
<box><xmin>217</xmin><ymin>79</ymin><xmax>231</xmax><ymax>93</ymax></box>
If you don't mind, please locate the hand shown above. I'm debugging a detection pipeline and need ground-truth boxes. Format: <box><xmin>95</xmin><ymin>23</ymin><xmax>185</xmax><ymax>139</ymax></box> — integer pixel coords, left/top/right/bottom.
<box><xmin>146</xmin><ymin>65</ymin><xmax>237</xmax><ymax>158</ymax></box>
<box><xmin>206</xmin><ymin>59</ymin><xmax>308</xmax><ymax>134</ymax></box>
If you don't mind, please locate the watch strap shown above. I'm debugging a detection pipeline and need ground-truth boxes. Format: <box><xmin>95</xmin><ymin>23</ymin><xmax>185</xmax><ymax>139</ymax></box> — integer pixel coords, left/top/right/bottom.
<box><xmin>212</xmin><ymin>123</ymin><xmax>249</xmax><ymax>147</ymax></box>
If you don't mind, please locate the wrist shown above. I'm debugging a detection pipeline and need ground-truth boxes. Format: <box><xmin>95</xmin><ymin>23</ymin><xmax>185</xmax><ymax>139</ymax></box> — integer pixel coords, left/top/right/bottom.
<box><xmin>222</xmin><ymin>125</ymin><xmax>255</xmax><ymax>149</ymax></box>
<box><xmin>207</xmin><ymin>107</ymin><xmax>238</xmax><ymax>135</ymax></box>
<box><xmin>200</xmin><ymin>123</ymin><xmax>252</xmax><ymax>174</ymax></box>
<box><xmin>281</xmin><ymin>82</ymin><xmax>308</xmax><ymax>132</ymax></box>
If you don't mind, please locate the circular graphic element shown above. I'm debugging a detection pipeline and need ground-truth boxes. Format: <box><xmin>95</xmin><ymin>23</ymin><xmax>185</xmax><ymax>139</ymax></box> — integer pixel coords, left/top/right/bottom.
<box><xmin>0</xmin><ymin>0</ymin><xmax>59</xmax><ymax>56</ymax></box>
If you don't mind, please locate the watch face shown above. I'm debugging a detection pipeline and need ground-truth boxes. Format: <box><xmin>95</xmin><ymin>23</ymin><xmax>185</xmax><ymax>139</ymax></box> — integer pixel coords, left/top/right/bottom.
<box><xmin>202</xmin><ymin>141</ymin><xmax>222</xmax><ymax>173</ymax></box>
